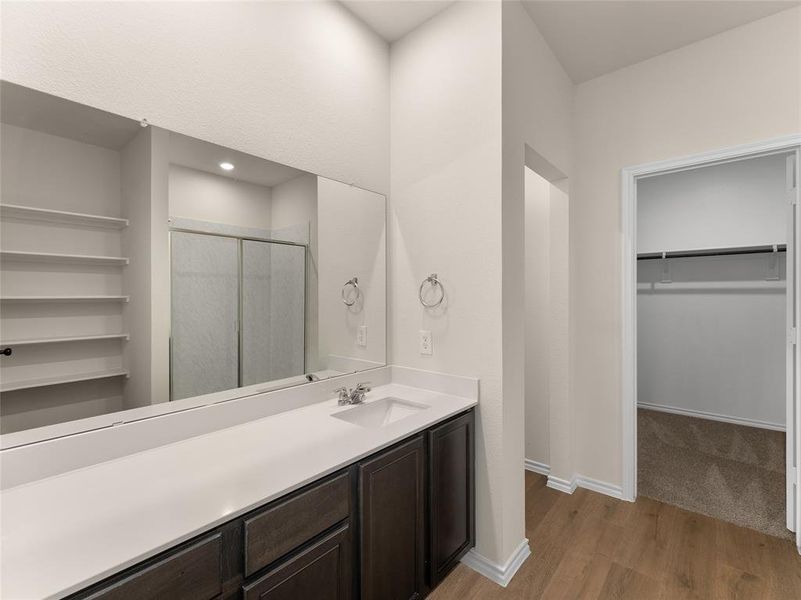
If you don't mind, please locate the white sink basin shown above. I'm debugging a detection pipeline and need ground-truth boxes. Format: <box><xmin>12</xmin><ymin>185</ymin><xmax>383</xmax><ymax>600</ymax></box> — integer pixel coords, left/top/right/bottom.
<box><xmin>332</xmin><ymin>397</ymin><xmax>429</xmax><ymax>428</ymax></box>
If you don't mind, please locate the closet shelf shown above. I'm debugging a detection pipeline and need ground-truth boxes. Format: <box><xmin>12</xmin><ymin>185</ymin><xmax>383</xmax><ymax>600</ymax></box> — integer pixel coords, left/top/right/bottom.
<box><xmin>0</xmin><ymin>295</ymin><xmax>130</xmax><ymax>303</ymax></box>
<box><xmin>1</xmin><ymin>334</ymin><xmax>129</xmax><ymax>346</ymax></box>
<box><xmin>0</xmin><ymin>250</ymin><xmax>129</xmax><ymax>266</ymax></box>
<box><xmin>0</xmin><ymin>369</ymin><xmax>129</xmax><ymax>393</ymax></box>
<box><xmin>0</xmin><ymin>204</ymin><xmax>129</xmax><ymax>229</ymax></box>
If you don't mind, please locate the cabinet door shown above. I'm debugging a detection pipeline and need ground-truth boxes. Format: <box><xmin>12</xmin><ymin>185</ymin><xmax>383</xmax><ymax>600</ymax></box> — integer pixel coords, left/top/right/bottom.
<box><xmin>428</xmin><ymin>411</ymin><xmax>475</xmax><ymax>586</ymax></box>
<box><xmin>242</xmin><ymin>524</ymin><xmax>352</xmax><ymax>600</ymax></box>
<box><xmin>359</xmin><ymin>435</ymin><xmax>425</xmax><ymax>600</ymax></box>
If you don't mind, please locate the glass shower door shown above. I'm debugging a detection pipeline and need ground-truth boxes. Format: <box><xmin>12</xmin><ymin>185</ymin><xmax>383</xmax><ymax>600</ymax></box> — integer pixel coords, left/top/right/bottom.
<box><xmin>170</xmin><ymin>231</ymin><xmax>239</xmax><ymax>400</ymax></box>
<box><xmin>241</xmin><ymin>240</ymin><xmax>306</xmax><ymax>385</ymax></box>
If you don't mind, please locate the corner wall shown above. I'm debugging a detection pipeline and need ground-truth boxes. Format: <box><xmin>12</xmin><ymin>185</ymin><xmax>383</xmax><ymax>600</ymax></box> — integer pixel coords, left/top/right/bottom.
<box><xmin>572</xmin><ymin>7</ymin><xmax>801</xmax><ymax>486</ymax></box>
<box><xmin>503</xmin><ymin>0</ymin><xmax>574</xmax><ymax>491</ymax></box>
<box><xmin>389</xmin><ymin>0</ymin><xmax>513</xmax><ymax>565</ymax></box>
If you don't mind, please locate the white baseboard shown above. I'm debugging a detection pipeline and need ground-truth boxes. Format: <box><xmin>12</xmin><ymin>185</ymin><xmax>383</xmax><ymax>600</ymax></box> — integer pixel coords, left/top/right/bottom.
<box><xmin>524</xmin><ymin>458</ymin><xmax>550</xmax><ymax>476</ymax></box>
<box><xmin>638</xmin><ymin>402</ymin><xmax>785</xmax><ymax>432</ymax></box>
<box><xmin>575</xmin><ymin>475</ymin><xmax>625</xmax><ymax>500</ymax></box>
<box><xmin>461</xmin><ymin>538</ymin><xmax>531</xmax><ymax>587</ymax></box>
<box><xmin>546</xmin><ymin>474</ymin><xmax>577</xmax><ymax>494</ymax></box>
<box><xmin>527</xmin><ymin>460</ymin><xmax>624</xmax><ymax>501</ymax></box>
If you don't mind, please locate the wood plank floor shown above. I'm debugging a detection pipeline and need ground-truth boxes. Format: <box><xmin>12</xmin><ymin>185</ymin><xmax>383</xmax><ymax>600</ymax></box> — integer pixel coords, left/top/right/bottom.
<box><xmin>430</xmin><ymin>471</ymin><xmax>801</xmax><ymax>599</ymax></box>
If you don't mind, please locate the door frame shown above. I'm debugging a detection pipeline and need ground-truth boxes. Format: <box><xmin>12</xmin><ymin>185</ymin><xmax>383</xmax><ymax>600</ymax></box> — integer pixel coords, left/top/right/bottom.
<box><xmin>620</xmin><ymin>134</ymin><xmax>801</xmax><ymax>505</ymax></box>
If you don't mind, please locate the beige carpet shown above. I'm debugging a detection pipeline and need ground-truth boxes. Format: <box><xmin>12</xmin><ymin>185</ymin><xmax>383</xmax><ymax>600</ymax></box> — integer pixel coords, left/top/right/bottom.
<box><xmin>638</xmin><ymin>408</ymin><xmax>790</xmax><ymax>539</ymax></box>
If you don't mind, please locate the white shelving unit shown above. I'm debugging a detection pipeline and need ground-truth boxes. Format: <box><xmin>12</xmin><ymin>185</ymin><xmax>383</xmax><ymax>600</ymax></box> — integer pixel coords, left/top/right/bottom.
<box><xmin>0</xmin><ymin>204</ymin><xmax>129</xmax><ymax>229</ymax></box>
<box><xmin>1</xmin><ymin>201</ymin><xmax>131</xmax><ymax>405</ymax></box>
<box><xmin>0</xmin><ymin>369</ymin><xmax>130</xmax><ymax>393</ymax></box>
<box><xmin>1</xmin><ymin>334</ymin><xmax>129</xmax><ymax>346</ymax></box>
<box><xmin>0</xmin><ymin>250</ymin><xmax>129</xmax><ymax>266</ymax></box>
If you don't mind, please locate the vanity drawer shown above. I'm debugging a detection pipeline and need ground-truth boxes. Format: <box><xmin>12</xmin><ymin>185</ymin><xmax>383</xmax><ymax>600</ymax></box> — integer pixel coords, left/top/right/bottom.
<box><xmin>244</xmin><ymin>470</ymin><xmax>352</xmax><ymax>576</ymax></box>
<box><xmin>81</xmin><ymin>534</ymin><xmax>222</xmax><ymax>600</ymax></box>
<box><xmin>243</xmin><ymin>523</ymin><xmax>352</xmax><ymax>600</ymax></box>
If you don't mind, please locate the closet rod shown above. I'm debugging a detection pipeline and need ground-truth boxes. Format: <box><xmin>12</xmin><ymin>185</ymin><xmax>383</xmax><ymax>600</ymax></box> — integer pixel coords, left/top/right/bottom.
<box><xmin>637</xmin><ymin>244</ymin><xmax>787</xmax><ymax>261</ymax></box>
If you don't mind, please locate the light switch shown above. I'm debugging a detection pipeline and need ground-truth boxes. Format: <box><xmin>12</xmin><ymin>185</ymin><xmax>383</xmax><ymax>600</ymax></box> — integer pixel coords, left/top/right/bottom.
<box><xmin>357</xmin><ymin>325</ymin><xmax>367</xmax><ymax>347</ymax></box>
<box><xmin>419</xmin><ymin>330</ymin><xmax>433</xmax><ymax>355</ymax></box>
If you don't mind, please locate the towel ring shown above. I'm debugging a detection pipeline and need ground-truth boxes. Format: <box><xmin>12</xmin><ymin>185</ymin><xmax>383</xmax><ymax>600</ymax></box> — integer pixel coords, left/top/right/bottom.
<box><xmin>342</xmin><ymin>277</ymin><xmax>360</xmax><ymax>307</ymax></box>
<box><xmin>419</xmin><ymin>273</ymin><xmax>444</xmax><ymax>308</ymax></box>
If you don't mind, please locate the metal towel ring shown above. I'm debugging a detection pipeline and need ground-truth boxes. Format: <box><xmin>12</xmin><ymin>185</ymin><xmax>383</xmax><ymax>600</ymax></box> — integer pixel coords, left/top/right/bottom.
<box><xmin>419</xmin><ymin>273</ymin><xmax>444</xmax><ymax>308</ymax></box>
<box><xmin>342</xmin><ymin>277</ymin><xmax>361</xmax><ymax>307</ymax></box>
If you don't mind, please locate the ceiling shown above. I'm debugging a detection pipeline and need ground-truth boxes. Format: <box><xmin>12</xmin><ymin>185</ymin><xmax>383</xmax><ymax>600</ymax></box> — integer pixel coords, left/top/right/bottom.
<box><xmin>521</xmin><ymin>0</ymin><xmax>800</xmax><ymax>83</ymax></box>
<box><xmin>341</xmin><ymin>1</ymin><xmax>798</xmax><ymax>83</ymax></box>
<box><xmin>340</xmin><ymin>1</ymin><xmax>454</xmax><ymax>42</ymax></box>
<box><xmin>169</xmin><ymin>132</ymin><xmax>308</xmax><ymax>189</ymax></box>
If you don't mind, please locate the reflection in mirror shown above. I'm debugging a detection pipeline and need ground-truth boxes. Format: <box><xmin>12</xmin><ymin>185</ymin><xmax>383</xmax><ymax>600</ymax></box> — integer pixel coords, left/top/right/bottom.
<box><xmin>0</xmin><ymin>81</ymin><xmax>386</xmax><ymax>437</ymax></box>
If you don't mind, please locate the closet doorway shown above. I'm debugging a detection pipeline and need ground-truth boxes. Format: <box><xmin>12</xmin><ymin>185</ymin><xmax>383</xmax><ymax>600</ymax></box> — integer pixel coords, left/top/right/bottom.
<box><xmin>622</xmin><ymin>136</ymin><xmax>801</xmax><ymax>548</ymax></box>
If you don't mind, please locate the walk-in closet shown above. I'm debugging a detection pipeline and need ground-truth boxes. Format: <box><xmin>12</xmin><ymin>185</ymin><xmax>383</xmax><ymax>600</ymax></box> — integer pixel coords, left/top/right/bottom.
<box><xmin>637</xmin><ymin>151</ymin><xmax>796</xmax><ymax>539</ymax></box>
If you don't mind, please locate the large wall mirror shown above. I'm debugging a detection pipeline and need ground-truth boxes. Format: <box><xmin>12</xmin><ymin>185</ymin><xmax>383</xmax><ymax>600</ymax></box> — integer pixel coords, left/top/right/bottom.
<box><xmin>0</xmin><ymin>81</ymin><xmax>386</xmax><ymax>439</ymax></box>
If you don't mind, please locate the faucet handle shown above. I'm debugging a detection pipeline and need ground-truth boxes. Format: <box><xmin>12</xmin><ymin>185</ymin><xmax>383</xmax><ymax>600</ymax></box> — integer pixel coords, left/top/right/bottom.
<box><xmin>354</xmin><ymin>382</ymin><xmax>371</xmax><ymax>392</ymax></box>
<box><xmin>334</xmin><ymin>386</ymin><xmax>350</xmax><ymax>399</ymax></box>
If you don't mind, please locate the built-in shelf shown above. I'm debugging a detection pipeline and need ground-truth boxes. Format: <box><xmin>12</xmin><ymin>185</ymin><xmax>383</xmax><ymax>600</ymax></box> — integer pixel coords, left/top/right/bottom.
<box><xmin>0</xmin><ymin>369</ymin><xmax>129</xmax><ymax>393</ymax></box>
<box><xmin>0</xmin><ymin>250</ymin><xmax>129</xmax><ymax>266</ymax></box>
<box><xmin>0</xmin><ymin>204</ymin><xmax>129</xmax><ymax>229</ymax></box>
<box><xmin>1</xmin><ymin>334</ymin><xmax>129</xmax><ymax>346</ymax></box>
<box><xmin>0</xmin><ymin>295</ymin><xmax>130</xmax><ymax>303</ymax></box>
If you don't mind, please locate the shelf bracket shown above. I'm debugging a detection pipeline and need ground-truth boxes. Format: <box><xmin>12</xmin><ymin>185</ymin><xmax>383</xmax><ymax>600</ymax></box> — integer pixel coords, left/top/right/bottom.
<box><xmin>766</xmin><ymin>245</ymin><xmax>781</xmax><ymax>281</ymax></box>
<box><xmin>660</xmin><ymin>252</ymin><xmax>672</xmax><ymax>284</ymax></box>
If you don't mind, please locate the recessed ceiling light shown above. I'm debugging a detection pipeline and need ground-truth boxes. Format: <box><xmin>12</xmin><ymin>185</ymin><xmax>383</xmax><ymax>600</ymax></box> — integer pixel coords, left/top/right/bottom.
<box><xmin>219</xmin><ymin>162</ymin><xmax>235</xmax><ymax>171</ymax></box>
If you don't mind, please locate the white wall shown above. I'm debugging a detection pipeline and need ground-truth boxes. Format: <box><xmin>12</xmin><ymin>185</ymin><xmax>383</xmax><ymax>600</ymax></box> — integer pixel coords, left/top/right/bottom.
<box><xmin>272</xmin><ymin>174</ymin><xmax>320</xmax><ymax>372</ymax></box>
<box><xmin>572</xmin><ymin>7</ymin><xmax>801</xmax><ymax>486</ymax></box>
<box><xmin>504</xmin><ymin>0</ymin><xmax>573</xmax><ymax>492</ymax></box>
<box><xmin>638</xmin><ymin>153</ymin><xmax>790</xmax><ymax>254</ymax></box>
<box><xmin>524</xmin><ymin>169</ymin><xmax>550</xmax><ymax>465</ymax></box>
<box><xmin>390</xmin><ymin>0</ymin><xmax>511</xmax><ymax>564</ymax></box>
<box><xmin>121</xmin><ymin>127</ymin><xmax>171</xmax><ymax>408</ymax></box>
<box><xmin>638</xmin><ymin>255</ymin><xmax>786</xmax><ymax>428</ymax></box>
<box><xmin>0</xmin><ymin>123</ymin><xmax>121</xmax><ymax>216</ymax></box>
<box><xmin>0</xmin><ymin>1</ymin><xmax>389</xmax><ymax>195</ymax></box>
<box><xmin>317</xmin><ymin>177</ymin><xmax>386</xmax><ymax>371</ymax></box>
<box><xmin>168</xmin><ymin>165</ymin><xmax>272</xmax><ymax>230</ymax></box>
<box><xmin>271</xmin><ymin>174</ymin><xmax>318</xmax><ymax>235</ymax></box>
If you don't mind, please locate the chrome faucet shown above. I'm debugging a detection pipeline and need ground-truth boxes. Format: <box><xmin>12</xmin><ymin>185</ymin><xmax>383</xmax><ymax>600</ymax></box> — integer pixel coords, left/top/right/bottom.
<box><xmin>335</xmin><ymin>382</ymin><xmax>371</xmax><ymax>405</ymax></box>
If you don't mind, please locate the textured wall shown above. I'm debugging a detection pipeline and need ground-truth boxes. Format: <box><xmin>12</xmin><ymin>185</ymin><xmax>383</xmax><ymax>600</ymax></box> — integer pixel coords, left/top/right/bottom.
<box><xmin>572</xmin><ymin>7</ymin><xmax>801</xmax><ymax>486</ymax></box>
<box><xmin>390</xmin><ymin>0</ymin><xmax>508</xmax><ymax>563</ymax></box>
<box><xmin>504</xmin><ymin>0</ymin><xmax>573</xmax><ymax>508</ymax></box>
<box><xmin>1</xmin><ymin>1</ymin><xmax>390</xmax><ymax>194</ymax></box>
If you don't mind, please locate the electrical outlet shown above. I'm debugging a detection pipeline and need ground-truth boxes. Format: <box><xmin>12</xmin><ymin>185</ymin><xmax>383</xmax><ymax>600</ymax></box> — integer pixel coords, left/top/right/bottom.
<box><xmin>419</xmin><ymin>330</ymin><xmax>433</xmax><ymax>355</ymax></box>
<box><xmin>357</xmin><ymin>325</ymin><xmax>367</xmax><ymax>347</ymax></box>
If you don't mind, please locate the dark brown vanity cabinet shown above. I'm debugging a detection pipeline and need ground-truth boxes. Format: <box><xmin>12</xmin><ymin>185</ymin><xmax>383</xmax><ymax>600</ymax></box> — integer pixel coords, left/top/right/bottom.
<box><xmin>427</xmin><ymin>411</ymin><xmax>475</xmax><ymax>587</ymax></box>
<box><xmin>77</xmin><ymin>534</ymin><xmax>223</xmax><ymax>600</ymax></box>
<box><xmin>68</xmin><ymin>409</ymin><xmax>474</xmax><ymax>600</ymax></box>
<box><xmin>359</xmin><ymin>436</ymin><xmax>426</xmax><ymax>600</ymax></box>
<box><xmin>242</xmin><ymin>524</ymin><xmax>352</xmax><ymax>600</ymax></box>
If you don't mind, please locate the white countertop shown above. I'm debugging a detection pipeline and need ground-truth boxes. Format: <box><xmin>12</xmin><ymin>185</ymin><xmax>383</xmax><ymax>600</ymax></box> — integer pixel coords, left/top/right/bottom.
<box><xmin>0</xmin><ymin>383</ymin><xmax>476</xmax><ymax>600</ymax></box>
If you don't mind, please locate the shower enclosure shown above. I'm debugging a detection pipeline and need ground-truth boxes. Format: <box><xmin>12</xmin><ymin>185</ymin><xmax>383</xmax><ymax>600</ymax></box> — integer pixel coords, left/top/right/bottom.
<box><xmin>170</xmin><ymin>230</ymin><xmax>306</xmax><ymax>400</ymax></box>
